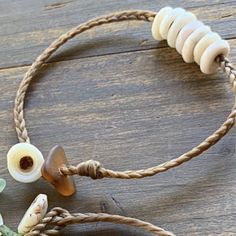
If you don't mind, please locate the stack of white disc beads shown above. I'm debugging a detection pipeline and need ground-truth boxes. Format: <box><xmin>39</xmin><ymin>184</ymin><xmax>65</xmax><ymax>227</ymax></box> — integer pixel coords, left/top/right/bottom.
<box><xmin>151</xmin><ymin>7</ymin><xmax>230</xmax><ymax>74</ymax></box>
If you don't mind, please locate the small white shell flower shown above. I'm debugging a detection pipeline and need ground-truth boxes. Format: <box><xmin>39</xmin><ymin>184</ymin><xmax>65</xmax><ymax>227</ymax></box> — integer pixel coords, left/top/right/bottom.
<box><xmin>7</xmin><ymin>143</ymin><xmax>44</xmax><ymax>183</ymax></box>
<box><xmin>18</xmin><ymin>194</ymin><xmax>48</xmax><ymax>234</ymax></box>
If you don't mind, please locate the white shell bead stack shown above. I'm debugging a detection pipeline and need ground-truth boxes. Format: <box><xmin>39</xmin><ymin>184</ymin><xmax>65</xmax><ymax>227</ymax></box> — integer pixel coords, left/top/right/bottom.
<box><xmin>151</xmin><ymin>6</ymin><xmax>230</xmax><ymax>74</ymax></box>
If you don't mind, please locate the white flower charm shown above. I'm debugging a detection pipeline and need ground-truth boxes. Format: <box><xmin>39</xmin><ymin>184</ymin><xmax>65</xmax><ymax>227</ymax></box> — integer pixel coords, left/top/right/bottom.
<box><xmin>18</xmin><ymin>194</ymin><xmax>48</xmax><ymax>234</ymax></box>
<box><xmin>7</xmin><ymin>143</ymin><xmax>44</xmax><ymax>183</ymax></box>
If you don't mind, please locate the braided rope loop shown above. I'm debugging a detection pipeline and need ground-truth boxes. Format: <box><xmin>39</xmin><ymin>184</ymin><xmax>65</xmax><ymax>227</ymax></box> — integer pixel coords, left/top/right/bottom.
<box><xmin>14</xmin><ymin>10</ymin><xmax>156</xmax><ymax>143</ymax></box>
<box><xmin>26</xmin><ymin>207</ymin><xmax>175</xmax><ymax>236</ymax></box>
<box><xmin>11</xmin><ymin>9</ymin><xmax>236</xmax><ymax>236</ymax></box>
<box><xmin>14</xmin><ymin>10</ymin><xmax>236</xmax><ymax>180</ymax></box>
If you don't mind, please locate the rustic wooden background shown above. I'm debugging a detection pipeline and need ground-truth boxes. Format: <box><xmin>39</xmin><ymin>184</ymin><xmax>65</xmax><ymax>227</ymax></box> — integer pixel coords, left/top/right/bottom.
<box><xmin>0</xmin><ymin>0</ymin><xmax>236</xmax><ymax>235</ymax></box>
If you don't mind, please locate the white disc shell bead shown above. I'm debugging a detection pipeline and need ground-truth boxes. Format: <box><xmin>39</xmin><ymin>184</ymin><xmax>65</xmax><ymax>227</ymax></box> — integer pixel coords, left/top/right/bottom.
<box><xmin>18</xmin><ymin>194</ymin><xmax>48</xmax><ymax>234</ymax></box>
<box><xmin>176</xmin><ymin>20</ymin><xmax>203</xmax><ymax>54</ymax></box>
<box><xmin>182</xmin><ymin>25</ymin><xmax>211</xmax><ymax>63</ymax></box>
<box><xmin>7</xmin><ymin>143</ymin><xmax>44</xmax><ymax>183</ymax></box>
<box><xmin>152</xmin><ymin>7</ymin><xmax>173</xmax><ymax>41</ymax></box>
<box><xmin>159</xmin><ymin>8</ymin><xmax>185</xmax><ymax>39</ymax></box>
<box><xmin>200</xmin><ymin>39</ymin><xmax>230</xmax><ymax>74</ymax></box>
<box><xmin>193</xmin><ymin>32</ymin><xmax>221</xmax><ymax>65</ymax></box>
<box><xmin>167</xmin><ymin>12</ymin><xmax>196</xmax><ymax>48</ymax></box>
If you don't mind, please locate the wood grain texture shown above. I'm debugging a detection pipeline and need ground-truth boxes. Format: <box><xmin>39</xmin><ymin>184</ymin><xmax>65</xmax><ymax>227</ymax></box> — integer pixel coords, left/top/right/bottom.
<box><xmin>0</xmin><ymin>0</ymin><xmax>236</xmax><ymax>68</ymax></box>
<box><xmin>0</xmin><ymin>1</ymin><xmax>236</xmax><ymax>235</ymax></box>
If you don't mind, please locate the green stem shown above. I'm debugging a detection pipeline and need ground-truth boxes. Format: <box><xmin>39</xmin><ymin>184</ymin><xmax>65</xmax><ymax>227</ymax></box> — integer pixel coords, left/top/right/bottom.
<box><xmin>0</xmin><ymin>225</ymin><xmax>20</xmax><ymax>236</ymax></box>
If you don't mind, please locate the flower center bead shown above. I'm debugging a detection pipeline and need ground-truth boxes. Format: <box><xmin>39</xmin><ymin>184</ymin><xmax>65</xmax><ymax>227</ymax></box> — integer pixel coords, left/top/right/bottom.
<box><xmin>19</xmin><ymin>156</ymin><xmax>34</xmax><ymax>171</ymax></box>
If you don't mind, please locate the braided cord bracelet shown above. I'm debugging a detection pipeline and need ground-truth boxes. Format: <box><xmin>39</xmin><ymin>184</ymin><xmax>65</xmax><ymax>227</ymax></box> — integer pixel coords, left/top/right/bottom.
<box><xmin>7</xmin><ymin>9</ymin><xmax>236</xmax><ymax>198</ymax></box>
<box><xmin>26</xmin><ymin>209</ymin><xmax>174</xmax><ymax>236</ymax></box>
<box><xmin>0</xmin><ymin>194</ymin><xmax>174</xmax><ymax>236</ymax></box>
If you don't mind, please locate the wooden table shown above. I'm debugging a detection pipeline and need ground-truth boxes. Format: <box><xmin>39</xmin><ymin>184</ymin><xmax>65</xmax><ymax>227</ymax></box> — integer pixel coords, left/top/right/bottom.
<box><xmin>0</xmin><ymin>1</ymin><xmax>235</xmax><ymax>235</ymax></box>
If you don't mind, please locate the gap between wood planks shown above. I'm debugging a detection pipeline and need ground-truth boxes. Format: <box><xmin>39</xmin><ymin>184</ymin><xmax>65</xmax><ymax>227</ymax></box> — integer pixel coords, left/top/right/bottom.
<box><xmin>0</xmin><ymin>37</ymin><xmax>236</xmax><ymax>73</ymax></box>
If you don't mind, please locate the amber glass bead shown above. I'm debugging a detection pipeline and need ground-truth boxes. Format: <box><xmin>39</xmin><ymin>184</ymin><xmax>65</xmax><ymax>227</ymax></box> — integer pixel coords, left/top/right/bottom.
<box><xmin>41</xmin><ymin>145</ymin><xmax>76</xmax><ymax>196</ymax></box>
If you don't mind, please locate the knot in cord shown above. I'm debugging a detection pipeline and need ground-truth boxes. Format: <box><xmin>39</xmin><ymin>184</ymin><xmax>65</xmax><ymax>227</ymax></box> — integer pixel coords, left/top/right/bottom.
<box><xmin>60</xmin><ymin>160</ymin><xmax>103</xmax><ymax>179</ymax></box>
<box><xmin>77</xmin><ymin>160</ymin><xmax>103</xmax><ymax>179</ymax></box>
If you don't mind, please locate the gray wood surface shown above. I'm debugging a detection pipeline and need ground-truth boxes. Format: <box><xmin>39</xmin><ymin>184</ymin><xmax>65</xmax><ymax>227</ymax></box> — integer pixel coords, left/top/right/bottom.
<box><xmin>0</xmin><ymin>0</ymin><xmax>236</xmax><ymax>235</ymax></box>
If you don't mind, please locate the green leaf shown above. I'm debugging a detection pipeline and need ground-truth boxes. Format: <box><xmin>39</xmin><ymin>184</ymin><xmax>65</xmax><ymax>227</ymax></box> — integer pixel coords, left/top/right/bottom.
<box><xmin>0</xmin><ymin>179</ymin><xmax>6</xmax><ymax>193</ymax></box>
<box><xmin>0</xmin><ymin>225</ymin><xmax>20</xmax><ymax>236</ymax></box>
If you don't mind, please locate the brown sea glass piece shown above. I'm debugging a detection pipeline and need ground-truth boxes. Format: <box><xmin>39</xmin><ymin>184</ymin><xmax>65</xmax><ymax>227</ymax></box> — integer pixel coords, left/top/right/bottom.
<box><xmin>41</xmin><ymin>145</ymin><xmax>76</xmax><ymax>196</ymax></box>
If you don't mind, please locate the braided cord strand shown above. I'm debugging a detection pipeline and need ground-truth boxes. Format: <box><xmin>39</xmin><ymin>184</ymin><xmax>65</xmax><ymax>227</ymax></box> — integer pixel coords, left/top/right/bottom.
<box><xmin>60</xmin><ymin>54</ymin><xmax>236</xmax><ymax>179</ymax></box>
<box><xmin>14</xmin><ymin>10</ymin><xmax>156</xmax><ymax>143</ymax></box>
<box><xmin>14</xmin><ymin>10</ymin><xmax>236</xmax><ymax>179</ymax></box>
<box><xmin>59</xmin><ymin>57</ymin><xmax>236</xmax><ymax>179</ymax></box>
<box><xmin>26</xmin><ymin>207</ymin><xmax>175</xmax><ymax>236</ymax></box>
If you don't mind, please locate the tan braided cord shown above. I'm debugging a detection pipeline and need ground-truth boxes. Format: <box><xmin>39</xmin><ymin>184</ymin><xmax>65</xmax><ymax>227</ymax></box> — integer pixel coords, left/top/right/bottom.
<box><xmin>14</xmin><ymin>10</ymin><xmax>236</xmax><ymax>180</ymax></box>
<box><xmin>25</xmin><ymin>207</ymin><xmax>175</xmax><ymax>236</ymax></box>
<box><xmin>14</xmin><ymin>10</ymin><xmax>156</xmax><ymax>144</ymax></box>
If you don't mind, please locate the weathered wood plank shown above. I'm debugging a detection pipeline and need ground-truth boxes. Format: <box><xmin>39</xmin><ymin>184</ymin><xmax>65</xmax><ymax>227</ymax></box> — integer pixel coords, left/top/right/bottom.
<box><xmin>0</xmin><ymin>0</ymin><xmax>236</xmax><ymax>69</ymax></box>
<box><xmin>0</xmin><ymin>38</ymin><xmax>235</xmax><ymax>235</ymax></box>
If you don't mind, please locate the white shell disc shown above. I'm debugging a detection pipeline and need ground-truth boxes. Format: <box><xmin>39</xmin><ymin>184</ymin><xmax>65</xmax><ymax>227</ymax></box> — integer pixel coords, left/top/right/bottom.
<box><xmin>152</xmin><ymin>7</ymin><xmax>173</xmax><ymax>41</ymax></box>
<box><xmin>7</xmin><ymin>143</ymin><xmax>44</xmax><ymax>183</ymax></box>
<box><xmin>18</xmin><ymin>194</ymin><xmax>48</xmax><ymax>234</ymax></box>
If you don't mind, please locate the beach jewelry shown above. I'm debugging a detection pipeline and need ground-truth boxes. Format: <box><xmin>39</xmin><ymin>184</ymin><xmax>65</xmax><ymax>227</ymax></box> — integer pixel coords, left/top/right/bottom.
<box><xmin>0</xmin><ymin>194</ymin><xmax>175</xmax><ymax>236</ymax></box>
<box><xmin>7</xmin><ymin>8</ymin><xmax>236</xmax><ymax>196</ymax></box>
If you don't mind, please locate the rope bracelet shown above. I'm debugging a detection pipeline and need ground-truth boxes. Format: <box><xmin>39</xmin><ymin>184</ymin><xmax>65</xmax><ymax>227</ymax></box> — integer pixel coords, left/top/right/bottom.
<box><xmin>2</xmin><ymin>7</ymin><xmax>236</xmax><ymax>235</ymax></box>
<box><xmin>0</xmin><ymin>194</ymin><xmax>175</xmax><ymax>236</ymax></box>
<box><xmin>7</xmin><ymin>8</ymin><xmax>236</xmax><ymax>195</ymax></box>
